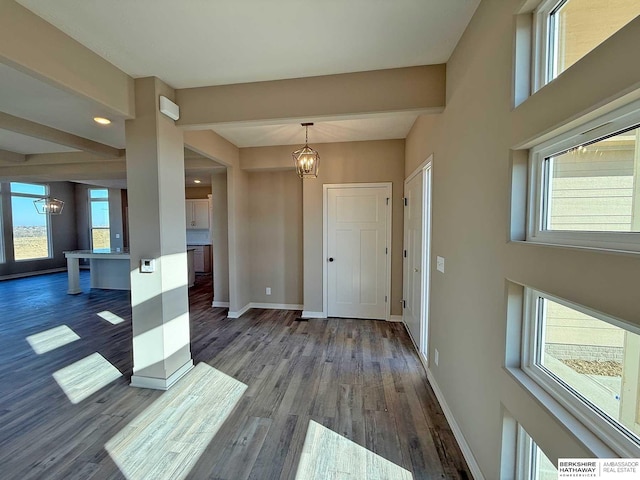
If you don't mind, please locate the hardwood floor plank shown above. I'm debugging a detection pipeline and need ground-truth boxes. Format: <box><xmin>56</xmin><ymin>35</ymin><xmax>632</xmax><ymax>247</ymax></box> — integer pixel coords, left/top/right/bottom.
<box><xmin>0</xmin><ymin>272</ymin><xmax>472</xmax><ymax>479</ymax></box>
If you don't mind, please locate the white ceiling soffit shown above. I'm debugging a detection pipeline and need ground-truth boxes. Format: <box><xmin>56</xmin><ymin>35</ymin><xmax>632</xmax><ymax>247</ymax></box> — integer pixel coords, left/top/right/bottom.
<box><xmin>0</xmin><ymin>128</ymin><xmax>78</xmax><ymax>155</ymax></box>
<box><xmin>17</xmin><ymin>0</ymin><xmax>481</xmax><ymax>89</ymax></box>
<box><xmin>213</xmin><ymin>114</ymin><xmax>420</xmax><ymax>148</ymax></box>
<box><xmin>0</xmin><ymin>63</ymin><xmax>125</xmax><ymax>149</ymax></box>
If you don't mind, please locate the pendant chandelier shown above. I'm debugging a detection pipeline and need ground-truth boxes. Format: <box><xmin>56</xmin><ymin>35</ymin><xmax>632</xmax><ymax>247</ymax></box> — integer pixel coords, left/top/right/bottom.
<box><xmin>33</xmin><ymin>197</ymin><xmax>64</xmax><ymax>215</ymax></box>
<box><xmin>292</xmin><ymin>122</ymin><xmax>320</xmax><ymax>179</ymax></box>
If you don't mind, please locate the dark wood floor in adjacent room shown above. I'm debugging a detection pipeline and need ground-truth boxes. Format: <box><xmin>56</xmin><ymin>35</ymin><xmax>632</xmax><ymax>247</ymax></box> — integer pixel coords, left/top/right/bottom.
<box><xmin>0</xmin><ymin>272</ymin><xmax>471</xmax><ymax>479</ymax></box>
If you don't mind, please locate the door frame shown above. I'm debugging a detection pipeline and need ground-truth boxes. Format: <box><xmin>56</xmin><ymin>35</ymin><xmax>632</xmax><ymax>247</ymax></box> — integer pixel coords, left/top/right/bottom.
<box><xmin>403</xmin><ymin>155</ymin><xmax>433</xmax><ymax>361</ymax></box>
<box><xmin>323</xmin><ymin>182</ymin><xmax>393</xmax><ymax>320</ymax></box>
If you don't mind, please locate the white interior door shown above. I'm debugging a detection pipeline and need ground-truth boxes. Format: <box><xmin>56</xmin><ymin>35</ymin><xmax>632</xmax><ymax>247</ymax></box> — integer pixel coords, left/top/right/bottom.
<box><xmin>403</xmin><ymin>160</ymin><xmax>432</xmax><ymax>360</ymax></box>
<box><xmin>326</xmin><ymin>184</ymin><xmax>390</xmax><ymax>320</ymax></box>
<box><xmin>403</xmin><ymin>172</ymin><xmax>423</xmax><ymax>346</ymax></box>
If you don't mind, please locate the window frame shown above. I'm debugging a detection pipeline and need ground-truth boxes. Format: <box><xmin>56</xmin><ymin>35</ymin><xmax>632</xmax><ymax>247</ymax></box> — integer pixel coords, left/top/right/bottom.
<box><xmin>522</xmin><ymin>287</ymin><xmax>640</xmax><ymax>457</ymax></box>
<box><xmin>88</xmin><ymin>188</ymin><xmax>110</xmax><ymax>251</ymax></box>
<box><xmin>0</xmin><ymin>183</ymin><xmax>4</xmax><ymax>264</ymax></box>
<box><xmin>10</xmin><ymin>182</ymin><xmax>53</xmax><ymax>261</ymax></box>
<box><xmin>527</xmin><ymin>99</ymin><xmax>640</xmax><ymax>252</ymax></box>
<box><xmin>515</xmin><ymin>424</ymin><xmax>558</xmax><ymax>480</ymax></box>
<box><xmin>532</xmin><ymin>0</ymin><xmax>565</xmax><ymax>92</ymax></box>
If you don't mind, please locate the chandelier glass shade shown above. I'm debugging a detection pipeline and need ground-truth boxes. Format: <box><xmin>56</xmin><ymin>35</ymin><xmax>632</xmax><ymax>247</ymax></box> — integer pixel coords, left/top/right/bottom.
<box><xmin>33</xmin><ymin>197</ymin><xmax>65</xmax><ymax>215</ymax></box>
<box><xmin>293</xmin><ymin>123</ymin><xmax>319</xmax><ymax>178</ymax></box>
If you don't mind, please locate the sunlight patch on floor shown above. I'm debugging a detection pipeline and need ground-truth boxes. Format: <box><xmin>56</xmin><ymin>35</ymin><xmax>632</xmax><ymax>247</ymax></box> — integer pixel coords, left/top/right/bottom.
<box><xmin>26</xmin><ymin>325</ymin><xmax>80</xmax><ymax>354</ymax></box>
<box><xmin>52</xmin><ymin>352</ymin><xmax>122</xmax><ymax>404</ymax></box>
<box><xmin>97</xmin><ymin>310</ymin><xmax>126</xmax><ymax>325</ymax></box>
<box><xmin>106</xmin><ymin>363</ymin><xmax>247</xmax><ymax>480</ymax></box>
<box><xmin>296</xmin><ymin>420</ymin><xmax>413</xmax><ymax>480</ymax></box>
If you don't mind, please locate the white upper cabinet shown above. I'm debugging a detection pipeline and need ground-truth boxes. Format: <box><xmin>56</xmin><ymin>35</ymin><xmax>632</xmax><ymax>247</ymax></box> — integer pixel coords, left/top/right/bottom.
<box><xmin>185</xmin><ymin>199</ymin><xmax>210</xmax><ymax>229</ymax></box>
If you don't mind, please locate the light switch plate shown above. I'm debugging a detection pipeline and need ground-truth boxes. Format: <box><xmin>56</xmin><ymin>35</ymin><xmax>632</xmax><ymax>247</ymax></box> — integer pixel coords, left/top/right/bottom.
<box><xmin>436</xmin><ymin>256</ymin><xmax>445</xmax><ymax>273</ymax></box>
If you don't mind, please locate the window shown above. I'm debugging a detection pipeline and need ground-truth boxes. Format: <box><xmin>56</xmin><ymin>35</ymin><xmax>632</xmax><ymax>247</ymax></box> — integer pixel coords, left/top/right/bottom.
<box><xmin>533</xmin><ymin>0</ymin><xmax>640</xmax><ymax>90</ymax></box>
<box><xmin>89</xmin><ymin>188</ymin><xmax>110</xmax><ymax>250</ymax></box>
<box><xmin>523</xmin><ymin>288</ymin><xmax>640</xmax><ymax>456</ymax></box>
<box><xmin>517</xmin><ymin>425</ymin><xmax>558</xmax><ymax>480</ymax></box>
<box><xmin>0</xmin><ymin>183</ymin><xmax>4</xmax><ymax>263</ymax></box>
<box><xmin>528</xmin><ymin>101</ymin><xmax>640</xmax><ymax>251</ymax></box>
<box><xmin>10</xmin><ymin>182</ymin><xmax>52</xmax><ymax>261</ymax></box>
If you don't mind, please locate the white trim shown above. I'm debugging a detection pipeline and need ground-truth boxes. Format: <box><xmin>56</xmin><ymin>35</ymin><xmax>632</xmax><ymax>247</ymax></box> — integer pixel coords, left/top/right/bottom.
<box><xmin>323</xmin><ymin>182</ymin><xmax>392</xmax><ymax>321</ymax></box>
<box><xmin>388</xmin><ymin>315</ymin><xmax>403</xmax><ymax>322</ymax></box>
<box><xmin>0</xmin><ymin>267</ymin><xmax>66</xmax><ymax>281</ymax></box>
<box><xmin>426</xmin><ymin>369</ymin><xmax>485</xmax><ymax>480</ymax></box>
<box><xmin>130</xmin><ymin>360</ymin><xmax>194</xmax><ymax>391</ymax></box>
<box><xmin>301</xmin><ymin>310</ymin><xmax>326</xmax><ymax>319</ymax></box>
<box><xmin>527</xmin><ymin>98</ymin><xmax>640</xmax><ymax>253</ymax></box>
<box><xmin>227</xmin><ymin>303</ymin><xmax>251</xmax><ymax>319</ymax></box>
<box><xmin>250</xmin><ymin>302</ymin><xmax>303</xmax><ymax>311</ymax></box>
<box><xmin>522</xmin><ymin>288</ymin><xmax>640</xmax><ymax>457</ymax></box>
<box><xmin>211</xmin><ymin>301</ymin><xmax>230</xmax><ymax>308</ymax></box>
<box><xmin>400</xmin><ymin>321</ymin><xmax>483</xmax><ymax>479</ymax></box>
<box><xmin>227</xmin><ymin>303</ymin><xmax>305</xmax><ymax>318</ymax></box>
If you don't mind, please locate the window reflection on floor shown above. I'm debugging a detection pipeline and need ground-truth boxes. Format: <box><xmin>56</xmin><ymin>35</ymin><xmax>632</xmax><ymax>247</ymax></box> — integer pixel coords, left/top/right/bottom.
<box><xmin>52</xmin><ymin>352</ymin><xmax>122</xmax><ymax>404</ymax></box>
<box><xmin>26</xmin><ymin>325</ymin><xmax>80</xmax><ymax>354</ymax></box>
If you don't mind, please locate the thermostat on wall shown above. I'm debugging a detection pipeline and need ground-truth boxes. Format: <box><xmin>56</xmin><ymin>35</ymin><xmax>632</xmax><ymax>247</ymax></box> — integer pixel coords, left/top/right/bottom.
<box><xmin>140</xmin><ymin>258</ymin><xmax>155</xmax><ymax>273</ymax></box>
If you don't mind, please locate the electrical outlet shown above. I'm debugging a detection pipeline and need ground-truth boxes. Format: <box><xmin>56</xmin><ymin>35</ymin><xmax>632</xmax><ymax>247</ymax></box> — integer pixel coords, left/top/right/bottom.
<box><xmin>436</xmin><ymin>256</ymin><xmax>445</xmax><ymax>273</ymax></box>
<box><xmin>434</xmin><ymin>349</ymin><xmax>439</xmax><ymax>366</ymax></box>
<box><xmin>115</xmin><ymin>233</ymin><xmax>120</xmax><ymax>239</ymax></box>
<box><xmin>266</xmin><ymin>287</ymin><xmax>271</xmax><ymax>295</ymax></box>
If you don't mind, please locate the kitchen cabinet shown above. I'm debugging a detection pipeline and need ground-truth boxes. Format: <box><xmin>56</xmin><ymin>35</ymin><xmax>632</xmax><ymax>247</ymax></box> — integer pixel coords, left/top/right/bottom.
<box><xmin>188</xmin><ymin>245</ymin><xmax>212</xmax><ymax>273</ymax></box>
<box><xmin>185</xmin><ymin>199</ymin><xmax>210</xmax><ymax>229</ymax></box>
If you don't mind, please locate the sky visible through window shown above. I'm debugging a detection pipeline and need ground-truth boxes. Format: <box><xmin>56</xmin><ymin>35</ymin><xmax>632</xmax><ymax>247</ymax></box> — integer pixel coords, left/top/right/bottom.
<box><xmin>10</xmin><ymin>182</ymin><xmax>47</xmax><ymax>227</ymax></box>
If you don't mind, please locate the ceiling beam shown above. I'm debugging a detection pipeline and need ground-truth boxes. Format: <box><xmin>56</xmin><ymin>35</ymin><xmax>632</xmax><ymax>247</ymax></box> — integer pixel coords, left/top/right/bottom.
<box><xmin>0</xmin><ymin>1</ymin><xmax>134</xmax><ymax>118</ymax></box>
<box><xmin>0</xmin><ymin>112</ymin><xmax>123</xmax><ymax>158</ymax></box>
<box><xmin>0</xmin><ymin>148</ymin><xmax>26</xmax><ymax>163</ymax></box>
<box><xmin>176</xmin><ymin>65</ymin><xmax>445</xmax><ymax>128</ymax></box>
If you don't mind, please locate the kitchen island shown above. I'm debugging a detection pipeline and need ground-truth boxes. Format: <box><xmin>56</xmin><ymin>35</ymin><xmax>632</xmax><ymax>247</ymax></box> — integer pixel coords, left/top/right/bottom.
<box><xmin>64</xmin><ymin>249</ymin><xmax>131</xmax><ymax>294</ymax></box>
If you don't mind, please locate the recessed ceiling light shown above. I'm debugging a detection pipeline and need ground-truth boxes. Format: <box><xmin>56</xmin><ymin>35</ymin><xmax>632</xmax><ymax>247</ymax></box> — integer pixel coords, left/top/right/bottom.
<box><xmin>93</xmin><ymin>117</ymin><xmax>111</xmax><ymax>125</ymax></box>
<box><xmin>193</xmin><ymin>179</ymin><xmax>201</xmax><ymax>184</ymax></box>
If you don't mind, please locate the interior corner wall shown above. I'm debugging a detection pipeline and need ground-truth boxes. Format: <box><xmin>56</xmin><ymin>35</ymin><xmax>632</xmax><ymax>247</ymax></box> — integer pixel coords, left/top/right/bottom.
<box><xmin>300</xmin><ymin>139</ymin><xmax>406</xmax><ymax>315</ymax></box>
<box><xmin>211</xmin><ymin>171</ymin><xmax>229</xmax><ymax>304</ymax></box>
<box><xmin>405</xmin><ymin>2</ymin><xmax>640</xmax><ymax>478</ymax></box>
<box><xmin>248</xmin><ymin>171</ymin><xmax>303</xmax><ymax>306</ymax></box>
<box><xmin>227</xmin><ymin>165</ymin><xmax>252</xmax><ymax>312</ymax></box>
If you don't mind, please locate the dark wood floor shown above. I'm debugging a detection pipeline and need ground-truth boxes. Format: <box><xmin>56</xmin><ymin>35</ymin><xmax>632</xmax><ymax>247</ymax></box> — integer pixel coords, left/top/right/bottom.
<box><xmin>0</xmin><ymin>272</ymin><xmax>471</xmax><ymax>479</ymax></box>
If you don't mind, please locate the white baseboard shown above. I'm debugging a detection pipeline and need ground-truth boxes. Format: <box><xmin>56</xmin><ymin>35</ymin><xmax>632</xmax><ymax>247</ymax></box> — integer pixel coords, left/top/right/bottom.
<box><xmin>388</xmin><ymin>315</ymin><xmax>403</xmax><ymax>322</ymax></box>
<box><xmin>250</xmin><ymin>302</ymin><xmax>303</xmax><ymax>310</ymax></box>
<box><xmin>301</xmin><ymin>310</ymin><xmax>326</xmax><ymax>319</ymax></box>
<box><xmin>397</xmin><ymin>322</ymin><xmax>483</xmax><ymax>479</ymax></box>
<box><xmin>426</xmin><ymin>368</ymin><xmax>485</xmax><ymax>480</ymax></box>
<box><xmin>0</xmin><ymin>267</ymin><xmax>66</xmax><ymax>281</ymax></box>
<box><xmin>212</xmin><ymin>301</ymin><xmax>230</xmax><ymax>308</ymax></box>
<box><xmin>227</xmin><ymin>303</ymin><xmax>251</xmax><ymax>319</ymax></box>
<box><xmin>130</xmin><ymin>360</ymin><xmax>194</xmax><ymax>391</ymax></box>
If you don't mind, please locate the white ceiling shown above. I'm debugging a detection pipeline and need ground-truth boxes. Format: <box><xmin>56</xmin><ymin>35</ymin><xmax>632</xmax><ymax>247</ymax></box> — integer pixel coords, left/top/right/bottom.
<box><xmin>1</xmin><ymin>1</ymin><xmax>480</xmax><ymax>161</ymax></box>
<box><xmin>17</xmin><ymin>0</ymin><xmax>480</xmax><ymax>88</ymax></box>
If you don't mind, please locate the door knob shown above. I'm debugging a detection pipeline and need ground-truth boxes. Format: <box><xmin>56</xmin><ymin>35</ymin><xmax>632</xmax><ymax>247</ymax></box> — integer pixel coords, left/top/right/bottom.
<box><xmin>328</xmin><ymin>257</ymin><xmax>334</xmax><ymax>262</ymax></box>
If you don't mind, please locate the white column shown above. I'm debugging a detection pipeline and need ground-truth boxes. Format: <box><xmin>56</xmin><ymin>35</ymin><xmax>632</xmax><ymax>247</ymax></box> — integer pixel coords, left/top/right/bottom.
<box><xmin>125</xmin><ymin>77</ymin><xmax>192</xmax><ymax>390</ymax></box>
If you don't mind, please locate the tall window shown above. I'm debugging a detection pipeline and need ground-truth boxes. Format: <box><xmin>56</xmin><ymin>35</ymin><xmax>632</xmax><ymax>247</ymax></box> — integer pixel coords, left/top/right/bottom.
<box><xmin>534</xmin><ymin>0</ymin><xmax>640</xmax><ymax>90</ymax></box>
<box><xmin>0</xmin><ymin>183</ymin><xmax>4</xmax><ymax>263</ymax></box>
<box><xmin>89</xmin><ymin>189</ymin><xmax>110</xmax><ymax>250</ymax></box>
<box><xmin>517</xmin><ymin>426</ymin><xmax>558</xmax><ymax>480</ymax></box>
<box><xmin>528</xmin><ymin>101</ymin><xmax>640</xmax><ymax>251</ymax></box>
<box><xmin>523</xmin><ymin>289</ymin><xmax>640</xmax><ymax>456</ymax></box>
<box><xmin>11</xmin><ymin>182</ymin><xmax>51</xmax><ymax>261</ymax></box>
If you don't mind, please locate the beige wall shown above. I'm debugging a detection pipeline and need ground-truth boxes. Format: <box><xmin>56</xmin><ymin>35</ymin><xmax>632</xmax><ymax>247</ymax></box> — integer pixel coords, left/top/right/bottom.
<box><xmin>211</xmin><ymin>172</ymin><xmax>229</xmax><ymax>304</ymax></box>
<box><xmin>248</xmin><ymin>171</ymin><xmax>303</xmax><ymax>305</ymax></box>
<box><xmin>405</xmin><ymin>3</ymin><xmax>640</xmax><ymax>478</ymax></box>
<box><xmin>185</xmin><ymin>186</ymin><xmax>211</xmax><ymax>199</ymax></box>
<box><xmin>299</xmin><ymin>139</ymin><xmax>406</xmax><ymax>315</ymax></box>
